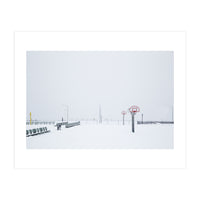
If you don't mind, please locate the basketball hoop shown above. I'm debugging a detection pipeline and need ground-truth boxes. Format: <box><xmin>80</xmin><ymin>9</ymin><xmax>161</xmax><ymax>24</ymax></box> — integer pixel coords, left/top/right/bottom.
<box><xmin>129</xmin><ymin>105</ymin><xmax>140</xmax><ymax>115</ymax></box>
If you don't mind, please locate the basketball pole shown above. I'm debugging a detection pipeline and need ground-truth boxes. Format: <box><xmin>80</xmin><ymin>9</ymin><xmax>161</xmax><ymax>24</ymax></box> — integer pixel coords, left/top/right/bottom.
<box><xmin>132</xmin><ymin>113</ymin><xmax>135</xmax><ymax>132</ymax></box>
<box><xmin>129</xmin><ymin>105</ymin><xmax>140</xmax><ymax>133</ymax></box>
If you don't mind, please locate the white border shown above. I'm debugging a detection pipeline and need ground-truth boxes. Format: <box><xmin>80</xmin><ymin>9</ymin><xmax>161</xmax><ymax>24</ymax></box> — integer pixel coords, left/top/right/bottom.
<box><xmin>14</xmin><ymin>32</ymin><xmax>186</xmax><ymax>168</ymax></box>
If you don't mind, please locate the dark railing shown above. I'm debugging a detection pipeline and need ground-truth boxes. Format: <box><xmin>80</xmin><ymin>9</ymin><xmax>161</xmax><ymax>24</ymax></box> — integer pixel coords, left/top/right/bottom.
<box><xmin>137</xmin><ymin>121</ymin><xmax>174</xmax><ymax>124</ymax></box>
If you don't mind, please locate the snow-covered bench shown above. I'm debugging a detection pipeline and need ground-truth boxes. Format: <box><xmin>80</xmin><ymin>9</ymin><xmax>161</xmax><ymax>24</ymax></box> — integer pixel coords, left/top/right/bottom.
<box><xmin>26</xmin><ymin>127</ymin><xmax>50</xmax><ymax>137</ymax></box>
<box><xmin>65</xmin><ymin>121</ymin><xmax>80</xmax><ymax>128</ymax></box>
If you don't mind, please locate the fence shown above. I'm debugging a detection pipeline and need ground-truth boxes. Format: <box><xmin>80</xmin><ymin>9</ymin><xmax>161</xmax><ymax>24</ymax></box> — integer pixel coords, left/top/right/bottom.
<box><xmin>26</xmin><ymin>121</ymin><xmax>55</xmax><ymax>125</ymax></box>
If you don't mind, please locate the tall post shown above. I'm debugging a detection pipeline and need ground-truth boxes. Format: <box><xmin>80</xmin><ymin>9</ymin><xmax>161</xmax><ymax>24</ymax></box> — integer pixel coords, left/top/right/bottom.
<box><xmin>99</xmin><ymin>105</ymin><xmax>102</xmax><ymax>124</ymax></box>
<box><xmin>67</xmin><ymin>105</ymin><xmax>69</xmax><ymax>122</ymax></box>
<box><xmin>132</xmin><ymin>113</ymin><xmax>135</xmax><ymax>132</ymax></box>
<box><xmin>142</xmin><ymin>113</ymin><xmax>143</xmax><ymax>124</ymax></box>
<box><xmin>62</xmin><ymin>104</ymin><xmax>69</xmax><ymax>122</ymax></box>
<box><xmin>30</xmin><ymin>112</ymin><xmax>32</xmax><ymax>125</ymax></box>
<box><xmin>121</xmin><ymin>111</ymin><xmax>127</xmax><ymax>125</ymax></box>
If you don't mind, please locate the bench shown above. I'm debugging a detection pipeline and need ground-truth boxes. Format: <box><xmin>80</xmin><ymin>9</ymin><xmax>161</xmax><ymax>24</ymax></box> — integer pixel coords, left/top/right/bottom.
<box><xmin>65</xmin><ymin>121</ymin><xmax>80</xmax><ymax>128</ymax></box>
<box><xmin>26</xmin><ymin>127</ymin><xmax>50</xmax><ymax>137</ymax></box>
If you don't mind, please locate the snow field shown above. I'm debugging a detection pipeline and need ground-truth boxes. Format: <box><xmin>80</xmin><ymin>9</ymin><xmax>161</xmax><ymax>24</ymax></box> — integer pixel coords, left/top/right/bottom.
<box><xmin>26</xmin><ymin>123</ymin><xmax>173</xmax><ymax>149</ymax></box>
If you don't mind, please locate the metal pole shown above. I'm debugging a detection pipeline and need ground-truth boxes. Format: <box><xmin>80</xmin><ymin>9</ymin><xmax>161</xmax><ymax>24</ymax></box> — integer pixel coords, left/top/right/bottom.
<box><xmin>123</xmin><ymin>115</ymin><xmax>124</xmax><ymax>125</ymax></box>
<box><xmin>142</xmin><ymin>113</ymin><xmax>143</xmax><ymax>124</ymax></box>
<box><xmin>67</xmin><ymin>105</ymin><xmax>69</xmax><ymax>122</ymax></box>
<box><xmin>99</xmin><ymin>105</ymin><xmax>102</xmax><ymax>124</ymax></box>
<box><xmin>132</xmin><ymin>113</ymin><xmax>135</xmax><ymax>132</ymax></box>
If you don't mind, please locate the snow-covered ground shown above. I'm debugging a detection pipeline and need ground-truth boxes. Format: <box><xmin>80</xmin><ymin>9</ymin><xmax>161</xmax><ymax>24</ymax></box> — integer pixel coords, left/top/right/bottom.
<box><xmin>26</xmin><ymin>122</ymin><xmax>173</xmax><ymax>149</ymax></box>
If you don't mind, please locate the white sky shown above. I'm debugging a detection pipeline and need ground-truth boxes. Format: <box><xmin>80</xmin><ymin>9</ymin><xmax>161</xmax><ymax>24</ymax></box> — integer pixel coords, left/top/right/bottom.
<box><xmin>26</xmin><ymin>51</ymin><xmax>174</xmax><ymax>121</ymax></box>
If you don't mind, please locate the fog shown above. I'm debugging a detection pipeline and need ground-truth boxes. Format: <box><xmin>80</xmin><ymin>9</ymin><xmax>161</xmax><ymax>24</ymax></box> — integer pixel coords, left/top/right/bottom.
<box><xmin>26</xmin><ymin>51</ymin><xmax>173</xmax><ymax>121</ymax></box>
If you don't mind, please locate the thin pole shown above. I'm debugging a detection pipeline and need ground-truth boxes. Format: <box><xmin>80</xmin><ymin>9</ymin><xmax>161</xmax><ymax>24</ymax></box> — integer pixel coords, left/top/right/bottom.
<box><xmin>30</xmin><ymin>112</ymin><xmax>32</xmax><ymax>125</ymax></box>
<box><xmin>99</xmin><ymin>105</ymin><xmax>102</xmax><ymax>124</ymax></box>
<box><xmin>132</xmin><ymin>113</ymin><xmax>135</xmax><ymax>132</ymax></box>
<box><xmin>67</xmin><ymin>105</ymin><xmax>69</xmax><ymax>122</ymax></box>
